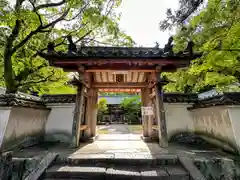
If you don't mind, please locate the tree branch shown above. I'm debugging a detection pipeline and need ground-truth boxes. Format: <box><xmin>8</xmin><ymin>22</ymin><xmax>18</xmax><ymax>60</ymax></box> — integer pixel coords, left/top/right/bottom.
<box><xmin>84</xmin><ymin>38</ymin><xmax>115</xmax><ymax>46</ymax></box>
<box><xmin>28</xmin><ymin>0</ymin><xmax>43</xmax><ymax>26</ymax></box>
<box><xmin>75</xmin><ymin>28</ymin><xmax>95</xmax><ymax>44</ymax></box>
<box><xmin>12</xmin><ymin>8</ymin><xmax>70</xmax><ymax>54</ymax></box>
<box><xmin>41</xmin><ymin>8</ymin><xmax>70</xmax><ymax>29</ymax></box>
<box><xmin>15</xmin><ymin>63</ymin><xmax>48</xmax><ymax>83</ymax></box>
<box><xmin>74</xmin><ymin>0</ymin><xmax>115</xmax><ymax>44</ymax></box>
<box><xmin>15</xmin><ymin>0</ymin><xmax>25</xmax><ymax>11</ymax></box>
<box><xmin>17</xmin><ymin>70</ymin><xmax>56</xmax><ymax>87</ymax></box>
<box><xmin>64</xmin><ymin>0</ymin><xmax>91</xmax><ymax>21</ymax></box>
<box><xmin>35</xmin><ymin>0</ymin><xmax>66</xmax><ymax>11</ymax></box>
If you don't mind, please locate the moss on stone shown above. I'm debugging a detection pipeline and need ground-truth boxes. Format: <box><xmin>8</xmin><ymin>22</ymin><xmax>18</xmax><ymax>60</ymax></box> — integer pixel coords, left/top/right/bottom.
<box><xmin>44</xmin><ymin>130</ymin><xmax>72</xmax><ymax>145</ymax></box>
<box><xmin>1</xmin><ymin>132</ymin><xmax>45</xmax><ymax>152</ymax></box>
<box><xmin>169</xmin><ymin>130</ymin><xmax>239</xmax><ymax>155</ymax></box>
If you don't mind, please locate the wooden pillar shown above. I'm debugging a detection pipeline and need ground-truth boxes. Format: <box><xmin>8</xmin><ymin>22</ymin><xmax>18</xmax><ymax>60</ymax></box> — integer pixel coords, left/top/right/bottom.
<box><xmin>85</xmin><ymin>88</ymin><xmax>94</xmax><ymax>139</ymax></box>
<box><xmin>71</xmin><ymin>83</ymin><xmax>84</xmax><ymax>147</ymax></box>
<box><xmin>90</xmin><ymin>89</ymin><xmax>98</xmax><ymax>137</ymax></box>
<box><xmin>154</xmin><ymin>71</ymin><xmax>168</xmax><ymax>147</ymax></box>
<box><xmin>147</xmin><ymin>96</ymin><xmax>153</xmax><ymax>138</ymax></box>
<box><xmin>141</xmin><ymin>88</ymin><xmax>148</xmax><ymax>137</ymax></box>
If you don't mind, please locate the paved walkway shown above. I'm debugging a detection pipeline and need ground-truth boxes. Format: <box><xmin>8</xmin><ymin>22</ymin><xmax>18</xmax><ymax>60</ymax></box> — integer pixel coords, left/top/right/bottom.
<box><xmin>77</xmin><ymin>135</ymin><xmax>159</xmax><ymax>154</ymax></box>
<box><xmin>97</xmin><ymin>124</ymin><xmax>131</xmax><ymax>134</ymax></box>
<box><xmin>97</xmin><ymin>124</ymin><xmax>143</xmax><ymax>134</ymax></box>
<box><xmin>12</xmin><ymin>124</ymin><xmax>228</xmax><ymax>161</ymax></box>
<box><xmin>79</xmin><ymin>124</ymin><xmax>149</xmax><ymax>154</ymax></box>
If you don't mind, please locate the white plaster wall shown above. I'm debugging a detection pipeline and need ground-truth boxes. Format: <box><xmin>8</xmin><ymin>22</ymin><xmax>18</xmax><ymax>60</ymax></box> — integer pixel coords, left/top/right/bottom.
<box><xmin>227</xmin><ymin>106</ymin><xmax>240</xmax><ymax>151</ymax></box>
<box><xmin>45</xmin><ymin>103</ymin><xmax>75</xmax><ymax>143</ymax></box>
<box><xmin>190</xmin><ymin>106</ymin><xmax>235</xmax><ymax>142</ymax></box>
<box><xmin>0</xmin><ymin>108</ymin><xmax>11</xmax><ymax>150</ymax></box>
<box><xmin>189</xmin><ymin>106</ymin><xmax>237</xmax><ymax>152</ymax></box>
<box><xmin>2</xmin><ymin>107</ymin><xmax>49</xmax><ymax>150</ymax></box>
<box><xmin>164</xmin><ymin>103</ymin><xmax>194</xmax><ymax>139</ymax></box>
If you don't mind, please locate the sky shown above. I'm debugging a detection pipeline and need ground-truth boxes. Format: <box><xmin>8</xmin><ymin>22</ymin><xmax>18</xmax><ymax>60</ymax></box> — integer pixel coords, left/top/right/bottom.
<box><xmin>7</xmin><ymin>0</ymin><xmax>178</xmax><ymax>48</ymax></box>
<box><xmin>118</xmin><ymin>0</ymin><xmax>178</xmax><ymax>48</ymax></box>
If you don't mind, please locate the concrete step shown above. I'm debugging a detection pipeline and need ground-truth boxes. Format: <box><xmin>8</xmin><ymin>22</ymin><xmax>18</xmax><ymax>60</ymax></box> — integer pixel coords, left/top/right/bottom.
<box><xmin>43</xmin><ymin>165</ymin><xmax>190</xmax><ymax>180</ymax></box>
<box><xmin>55</xmin><ymin>153</ymin><xmax>179</xmax><ymax>167</ymax></box>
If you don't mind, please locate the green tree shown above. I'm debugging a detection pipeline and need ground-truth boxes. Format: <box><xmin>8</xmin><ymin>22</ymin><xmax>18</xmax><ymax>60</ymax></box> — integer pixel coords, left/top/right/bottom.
<box><xmin>159</xmin><ymin>0</ymin><xmax>204</xmax><ymax>30</ymax></box>
<box><xmin>0</xmin><ymin>0</ymin><xmax>134</xmax><ymax>94</ymax></box>
<box><xmin>97</xmin><ymin>98</ymin><xmax>108</xmax><ymax>122</ymax></box>
<box><xmin>120</xmin><ymin>96</ymin><xmax>141</xmax><ymax>124</ymax></box>
<box><xmin>161</xmin><ymin>0</ymin><xmax>240</xmax><ymax>93</ymax></box>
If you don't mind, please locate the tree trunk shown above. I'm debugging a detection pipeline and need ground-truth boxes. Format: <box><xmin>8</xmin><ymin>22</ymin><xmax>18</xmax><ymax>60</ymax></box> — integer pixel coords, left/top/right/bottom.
<box><xmin>4</xmin><ymin>49</ymin><xmax>17</xmax><ymax>94</ymax></box>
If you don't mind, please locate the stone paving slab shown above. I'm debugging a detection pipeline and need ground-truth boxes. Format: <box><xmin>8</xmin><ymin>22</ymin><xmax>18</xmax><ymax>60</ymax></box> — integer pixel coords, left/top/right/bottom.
<box><xmin>68</xmin><ymin>153</ymin><xmax>115</xmax><ymax>160</ymax></box>
<box><xmin>24</xmin><ymin>152</ymin><xmax>58</xmax><ymax>180</ymax></box>
<box><xmin>56</xmin><ymin>152</ymin><xmax>180</xmax><ymax>167</ymax></box>
<box><xmin>165</xmin><ymin>166</ymin><xmax>189</xmax><ymax>180</ymax></box>
<box><xmin>155</xmin><ymin>154</ymin><xmax>179</xmax><ymax>165</ymax></box>
<box><xmin>106</xmin><ymin>167</ymin><xmax>141</xmax><ymax>180</ymax></box>
<box><xmin>112</xmin><ymin>153</ymin><xmax>156</xmax><ymax>166</ymax></box>
<box><xmin>97</xmin><ymin>134</ymin><xmax>142</xmax><ymax>141</ymax></box>
<box><xmin>140</xmin><ymin>167</ymin><xmax>169</xmax><ymax>180</ymax></box>
<box><xmin>46</xmin><ymin>165</ymin><xmax>106</xmax><ymax>179</ymax></box>
<box><xmin>66</xmin><ymin>153</ymin><xmax>115</xmax><ymax>165</ymax></box>
<box><xmin>178</xmin><ymin>155</ymin><xmax>206</xmax><ymax>180</ymax></box>
<box><xmin>114</xmin><ymin>153</ymin><xmax>155</xmax><ymax>159</ymax></box>
<box><xmin>45</xmin><ymin>165</ymin><xmax>190</xmax><ymax>180</ymax></box>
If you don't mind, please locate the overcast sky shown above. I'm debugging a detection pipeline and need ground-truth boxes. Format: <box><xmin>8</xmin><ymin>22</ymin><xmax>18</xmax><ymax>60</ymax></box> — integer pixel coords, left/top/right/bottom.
<box><xmin>7</xmin><ymin>0</ymin><xmax>178</xmax><ymax>48</ymax></box>
<box><xmin>118</xmin><ymin>0</ymin><xmax>178</xmax><ymax>47</ymax></box>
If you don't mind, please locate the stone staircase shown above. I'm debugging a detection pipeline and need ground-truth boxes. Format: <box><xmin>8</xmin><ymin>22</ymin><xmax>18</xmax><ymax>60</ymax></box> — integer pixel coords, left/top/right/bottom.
<box><xmin>40</xmin><ymin>153</ymin><xmax>194</xmax><ymax>180</ymax></box>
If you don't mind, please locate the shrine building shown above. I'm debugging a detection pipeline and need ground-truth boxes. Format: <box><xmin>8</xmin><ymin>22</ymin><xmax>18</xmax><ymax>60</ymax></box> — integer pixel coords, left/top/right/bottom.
<box><xmin>39</xmin><ymin>45</ymin><xmax>198</xmax><ymax>147</ymax></box>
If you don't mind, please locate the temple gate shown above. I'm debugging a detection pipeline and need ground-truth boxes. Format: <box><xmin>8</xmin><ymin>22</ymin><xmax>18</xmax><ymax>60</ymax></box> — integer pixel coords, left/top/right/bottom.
<box><xmin>40</xmin><ymin>46</ymin><xmax>196</xmax><ymax>148</ymax></box>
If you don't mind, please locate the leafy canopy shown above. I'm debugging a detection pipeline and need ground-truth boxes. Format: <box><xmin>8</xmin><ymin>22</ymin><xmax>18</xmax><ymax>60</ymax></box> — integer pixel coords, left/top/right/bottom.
<box><xmin>1</xmin><ymin>0</ymin><xmax>134</xmax><ymax>94</ymax></box>
<box><xmin>98</xmin><ymin>98</ymin><xmax>108</xmax><ymax>113</ymax></box>
<box><xmin>161</xmin><ymin>0</ymin><xmax>240</xmax><ymax>93</ymax></box>
<box><xmin>120</xmin><ymin>96</ymin><xmax>141</xmax><ymax>123</ymax></box>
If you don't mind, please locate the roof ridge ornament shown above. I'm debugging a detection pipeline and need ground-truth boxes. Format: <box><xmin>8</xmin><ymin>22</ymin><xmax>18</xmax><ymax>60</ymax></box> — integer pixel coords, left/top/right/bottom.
<box><xmin>47</xmin><ymin>42</ymin><xmax>55</xmax><ymax>54</ymax></box>
<box><xmin>163</xmin><ymin>36</ymin><xmax>174</xmax><ymax>56</ymax></box>
<box><xmin>67</xmin><ymin>35</ymin><xmax>77</xmax><ymax>55</ymax></box>
<box><xmin>154</xmin><ymin>42</ymin><xmax>159</xmax><ymax>49</ymax></box>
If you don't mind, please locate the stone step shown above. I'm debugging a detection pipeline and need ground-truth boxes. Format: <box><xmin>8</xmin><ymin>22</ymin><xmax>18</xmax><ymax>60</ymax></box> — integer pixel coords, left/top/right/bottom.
<box><xmin>55</xmin><ymin>153</ymin><xmax>179</xmax><ymax>167</ymax></box>
<box><xmin>44</xmin><ymin>166</ymin><xmax>106</xmax><ymax>180</ymax></box>
<box><xmin>43</xmin><ymin>165</ymin><xmax>190</xmax><ymax>180</ymax></box>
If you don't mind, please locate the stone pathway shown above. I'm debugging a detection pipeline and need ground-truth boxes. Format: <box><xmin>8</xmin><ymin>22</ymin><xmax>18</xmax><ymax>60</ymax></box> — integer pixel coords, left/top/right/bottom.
<box><xmin>97</xmin><ymin>124</ymin><xmax>143</xmax><ymax>135</ymax></box>
<box><xmin>11</xmin><ymin>125</ymin><xmax>239</xmax><ymax>179</ymax></box>
<box><xmin>75</xmin><ymin>138</ymin><xmax>163</xmax><ymax>154</ymax></box>
<box><xmin>12</xmin><ymin>131</ymin><xmax>226</xmax><ymax>160</ymax></box>
<box><xmin>11</xmin><ymin>132</ymin><xmax>236</xmax><ymax>180</ymax></box>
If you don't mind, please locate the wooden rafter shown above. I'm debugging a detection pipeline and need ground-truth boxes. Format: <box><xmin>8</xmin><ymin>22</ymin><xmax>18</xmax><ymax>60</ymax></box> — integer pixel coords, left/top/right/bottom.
<box><xmin>86</xmin><ymin>67</ymin><xmax>156</xmax><ymax>72</ymax></box>
<box><xmin>98</xmin><ymin>88</ymin><xmax>141</xmax><ymax>92</ymax></box>
<box><xmin>93</xmin><ymin>82</ymin><xmax>147</xmax><ymax>88</ymax></box>
<box><xmin>99</xmin><ymin>72</ymin><xmax>103</xmax><ymax>82</ymax></box>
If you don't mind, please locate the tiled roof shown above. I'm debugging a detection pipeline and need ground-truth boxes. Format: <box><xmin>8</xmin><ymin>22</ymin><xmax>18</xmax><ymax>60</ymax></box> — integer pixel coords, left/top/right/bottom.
<box><xmin>39</xmin><ymin>46</ymin><xmax>201</xmax><ymax>60</ymax></box>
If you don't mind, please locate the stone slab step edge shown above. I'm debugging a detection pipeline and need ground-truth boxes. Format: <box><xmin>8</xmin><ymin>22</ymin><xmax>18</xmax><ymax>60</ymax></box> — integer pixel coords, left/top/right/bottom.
<box><xmin>24</xmin><ymin>152</ymin><xmax>58</xmax><ymax>180</ymax></box>
<box><xmin>178</xmin><ymin>155</ymin><xmax>206</xmax><ymax>180</ymax></box>
<box><xmin>54</xmin><ymin>153</ymin><xmax>179</xmax><ymax>166</ymax></box>
<box><xmin>44</xmin><ymin>165</ymin><xmax>190</xmax><ymax>180</ymax></box>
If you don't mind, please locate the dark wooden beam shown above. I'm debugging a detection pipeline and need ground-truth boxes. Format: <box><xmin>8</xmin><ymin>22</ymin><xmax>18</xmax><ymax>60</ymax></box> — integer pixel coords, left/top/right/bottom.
<box><xmin>93</xmin><ymin>82</ymin><xmax>148</xmax><ymax>88</ymax></box>
<box><xmin>52</xmin><ymin>61</ymin><xmax>187</xmax><ymax>72</ymax></box>
<box><xmin>86</xmin><ymin>64</ymin><xmax>156</xmax><ymax>72</ymax></box>
<box><xmin>98</xmin><ymin>88</ymin><xmax>141</xmax><ymax>92</ymax></box>
<box><xmin>87</xmin><ymin>69</ymin><xmax>155</xmax><ymax>72</ymax></box>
